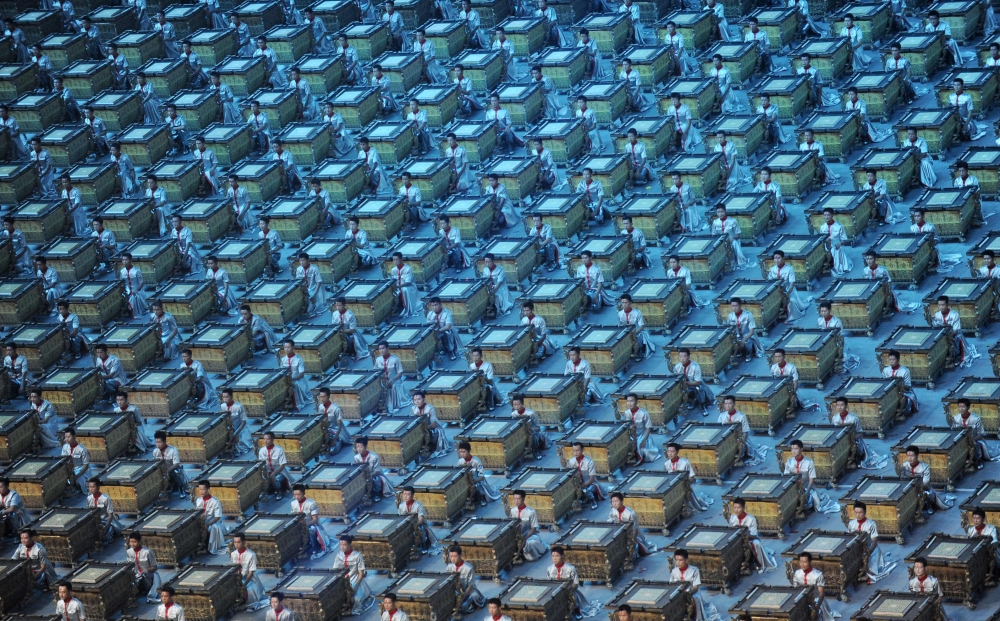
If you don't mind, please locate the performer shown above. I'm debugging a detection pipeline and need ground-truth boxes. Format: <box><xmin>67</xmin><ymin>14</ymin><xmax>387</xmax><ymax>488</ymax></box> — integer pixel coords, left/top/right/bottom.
<box><xmin>576</xmin><ymin>168</ymin><xmax>609</xmax><ymax>224</ymax></box>
<box><xmin>609</xmin><ymin>492</ymin><xmax>656</xmax><ymax>556</ymax></box>
<box><xmin>469</xmin><ymin>348</ymin><xmax>504</xmax><ymax>408</ymax></box>
<box><xmin>949</xmin><ymin>78</ymin><xmax>987</xmax><ymax>141</ymax></box>
<box><xmin>933</xmin><ymin>295</ymin><xmax>976</xmax><ymax>367</ymax></box>
<box><xmin>899</xmin><ymin>445</ymin><xmax>954</xmax><ymax>511</ymax></box>
<box><xmin>397</xmin><ymin>485</ymin><xmax>437</xmax><ymax>552</ymax></box>
<box><xmin>29</xmin><ymin>388</ymin><xmax>61</xmax><ymax>449</ymax></box>
<box><xmin>792</xmin><ymin>553</ymin><xmax>837</xmax><ymax>621</ymax></box>
<box><xmin>784</xmin><ymin>440</ymin><xmax>838</xmax><ymax>513</ymax></box>
<box><xmin>885</xmin><ymin>42</ymin><xmax>925</xmax><ymax>104</ymax></box>
<box><xmin>768</xmin><ymin>251</ymin><xmax>812</xmax><ymax>321</ymax></box>
<box><xmin>672</xmin><ymin>348</ymin><xmax>714</xmax><ymax>413</ymax></box>
<box><xmin>230</xmin><ymin>533</ymin><xmax>268</xmax><ymax>611</ymax></box>
<box><xmin>848</xmin><ymin>501</ymin><xmax>896</xmax><ymax>582</ymax></box>
<box><xmin>62</xmin><ymin>429</ymin><xmax>93</xmax><ymax>494</ymax></box>
<box><xmin>374</xmin><ymin>341</ymin><xmax>411</xmax><ymax>412</ymax></box>
<box><xmin>565</xmin><ymin>347</ymin><xmax>605</xmax><ymax>404</ymax></box>
<box><xmin>664</xmin><ymin>443</ymin><xmax>711</xmax><ymax>511</ymax></box>
<box><xmin>979</xmin><ymin>250</ymin><xmax>1000</xmax><ymax>279</ymax></box>
<box><xmin>575</xmin><ymin>250</ymin><xmax>614</xmax><ymax>309</ymax></box>
<box><xmin>578</xmin><ymin>28</ymin><xmax>605</xmax><ymax>79</ymax></box>
<box><xmin>567</xmin><ymin>443</ymin><xmax>603</xmax><ymax>509</ymax></box>
<box><xmin>447</xmin><ymin>546</ymin><xmax>486</xmax><ymax>612</ymax></box>
<box><xmin>238</xmin><ymin>305</ymin><xmax>277</xmax><ymax>354</ymax></box>
<box><xmin>267</xmin><ymin>593</ymin><xmax>294</xmax><ymax>621</ymax></box>
<box><xmin>728</xmin><ymin>497</ymin><xmax>777</xmax><ymax>571</ymax></box>
<box><xmin>618</xmin><ymin>293</ymin><xmax>656</xmax><ymax>360</ymax></box>
<box><xmin>13</xmin><ymin>530</ymin><xmax>56</xmax><ymax>588</ymax></box>
<box><xmin>195</xmin><ymin>480</ymin><xmax>227</xmax><ymax>554</ymax></box>
<box><xmin>715</xmin><ymin>130</ymin><xmax>751</xmax><ymax>191</ymax></box>
<box><xmin>510</xmin><ymin>394</ymin><xmax>547</xmax><ymax>458</ymax></box>
<box><xmin>882</xmin><ymin>350</ymin><xmax>918</xmax><ymax>415</ymax></box>
<box><xmin>849</xmin><ymin>87</ymin><xmax>890</xmax><ymax>140</ymax></box>
<box><xmin>926</xmin><ymin>10</ymin><xmax>963</xmax><ymax>66</ymax></box>
<box><xmin>522</xmin><ymin>301</ymin><xmax>560</xmax><ymax>359</ymax></box>
<box><xmin>180</xmin><ymin>349</ymin><xmax>218</xmax><ymax>409</ymax></box>
<box><xmin>291</xmin><ymin>484</ymin><xmax>333</xmax><ymax>559</ymax></box>
<box><xmin>481</xmin><ymin>254</ymin><xmax>515</xmax><ymax>317</ymax></box>
<box><xmin>840</xmin><ymin>14</ymin><xmax>870</xmax><ymax>72</ymax></box>
<box><xmin>110</xmin><ymin>143</ymin><xmax>138</xmax><ymax>198</ymax></box>
<box><xmin>334</xmin><ymin>535</ymin><xmax>375</xmax><ymax>615</ymax></box>
<box><xmin>551</xmin><ymin>547</ymin><xmax>598</xmax><ymax>617</ymax></box>
<box><xmin>153</xmin><ymin>431</ymin><xmax>189</xmax><ymax>496</ymax></box>
<box><xmin>667</xmin><ymin>171</ymin><xmax>702</xmax><ymax>232</ymax></box>
<box><xmin>669</xmin><ymin>550</ymin><xmax>716</xmax><ymax>621</ymax></box>
<box><xmin>744</xmin><ymin>16</ymin><xmax>771</xmax><ymax>70</ymax></box>
<box><xmin>620</xmin><ymin>216</ymin><xmax>650</xmax><ymax>269</ymax></box>
<box><xmin>951</xmin><ymin>399</ymin><xmax>998</xmax><ymax>468</ymax></box>
<box><xmin>800</xmin><ymin>129</ymin><xmax>840</xmax><ymax>186</ymax></box>
<box><xmin>354</xmin><ymin>437</ymin><xmax>395</xmax><ymax>501</ymax></box>
<box><xmin>712</xmin><ymin>203</ymin><xmax>748</xmax><ymax>268</ymax></box>
<box><xmin>457</xmin><ymin>442</ymin><xmax>501</xmax><ymax>503</ymax></box>
<box><xmin>757</xmin><ymin>96</ymin><xmax>791</xmax><ymax>147</ymax></box>
<box><xmin>709</xmin><ymin>54</ymin><xmax>745</xmax><ymax>113</ymax></box>
<box><xmin>127</xmin><ymin>533</ymin><xmax>161</xmax><ymax>604</ymax></box>
<box><xmin>0</xmin><ymin>478</ymin><xmax>29</xmax><ymax>536</ymax></box>
<box><xmin>412</xmin><ymin>391</ymin><xmax>451</xmax><ymax>458</ymax></box>
<box><xmin>830</xmin><ymin>397</ymin><xmax>884</xmax><ymax>468</ymax></box>
<box><xmin>623</xmin><ymin>393</ymin><xmax>659</xmax><ymax>464</ymax></box>
<box><xmin>908</xmin><ymin>557</ymin><xmax>946</xmax><ymax>602</ymax></box>
<box><xmin>574</xmin><ymin>95</ymin><xmax>604</xmax><ymax>154</ymax></box>
<box><xmin>904</xmin><ymin>128</ymin><xmax>937</xmax><ymax>187</ymax></box>
<box><xmin>727</xmin><ymin>298</ymin><xmax>764</xmax><ymax>361</ymax></box>
<box><xmin>666</xmin><ymin>92</ymin><xmax>702</xmax><ymax>153</ymax></box>
<box><xmin>819</xmin><ymin>209</ymin><xmax>854</xmax><ymax>276</ymax></box>
<box><xmin>296</xmin><ymin>253</ymin><xmax>327</xmax><ymax>318</ymax></box>
<box><xmin>258</xmin><ymin>432</ymin><xmax>291</xmax><ymax>498</ymax></box>
<box><xmin>87</xmin><ymin>482</ymin><xmax>126</xmax><ymax>547</ymax></box>
<box><xmin>221</xmin><ymin>388</ymin><xmax>253</xmax><ymax>454</ymax></box>
<box><xmin>437</xmin><ymin>216</ymin><xmax>472</xmax><ymax>271</ymax></box>
<box><xmin>509</xmin><ymin>490</ymin><xmax>549</xmax><ymax>561</ymax></box>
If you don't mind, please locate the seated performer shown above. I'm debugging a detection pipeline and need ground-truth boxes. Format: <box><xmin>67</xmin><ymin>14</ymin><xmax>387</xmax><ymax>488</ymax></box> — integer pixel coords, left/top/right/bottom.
<box><xmin>509</xmin><ymin>490</ymin><xmax>549</xmax><ymax>561</ymax></box>
<box><xmin>908</xmin><ymin>557</ymin><xmax>946</xmax><ymax>606</ymax></box>
<box><xmin>397</xmin><ymin>485</ymin><xmax>439</xmax><ymax>554</ymax></box>
<box><xmin>447</xmin><ymin>546</ymin><xmax>486</xmax><ymax>613</ymax></box>
<box><xmin>623</xmin><ymin>393</ymin><xmax>659</xmax><ymax>464</ymax></box>
<box><xmin>568</xmin><ymin>443</ymin><xmax>603</xmax><ymax>509</ymax></box>
<box><xmin>830</xmin><ymin>397</ymin><xmax>879</xmax><ymax>467</ymax></box>
<box><xmin>230</xmin><ymin>533</ymin><xmax>269</xmax><ymax>611</ymax></box>
<box><xmin>933</xmin><ymin>295</ymin><xmax>975</xmax><ymax>367</ymax></box>
<box><xmin>609</xmin><ymin>492</ymin><xmax>656</xmax><ymax>556</ymax></box>
<box><xmin>664</xmin><ymin>443</ymin><xmax>710</xmax><ymax>511</ymax></box>
<box><xmin>551</xmin><ymin>547</ymin><xmax>597</xmax><ymax>618</ymax></box>
<box><xmin>967</xmin><ymin>509</ymin><xmax>1000</xmax><ymax>569</ymax></box>
<box><xmin>669</xmin><ymin>550</ymin><xmax>714</xmax><ymax>621</ymax></box>
<box><xmin>951</xmin><ymin>399</ymin><xmax>996</xmax><ymax>468</ymax></box>
<box><xmin>882</xmin><ymin>350</ymin><xmax>918</xmax><ymax>415</ymax></box>
<box><xmin>728</xmin><ymin>497</ymin><xmax>776</xmax><ymax>571</ymax></box>
<box><xmin>336</xmin><ymin>535</ymin><xmax>375</xmax><ymax>615</ymax></box>
<box><xmin>819</xmin><ymin>208</ymin><xmax>852</xmax><ymax>275</ymax></box>
<box><xmin>792</xmin><ymin>552</ymin><xmax>837</xmax><ymax>621</ymax></box>
<box><xmin>672</xmin><ymin>348</ymin><xmax>714</xmax><ymax>414</ymax></box>
<box><xmin>848</xmin><ymin>501</ymin><xmax>896</xmax><ymax>582</ymax></box>
<box><xmin>196</xmin><ymin>480</ymin><xmax>227</xmax><ymax>554</ymax></box>
<box><xmin>899</xmin><ymin>445</ymin><xmax>954</xmax><ymax>512</ymax></box>
<box><xmin>727</xmin><ymin>297</ymin><xmax>765</xmax><ymax>361</ymax></box>
<box><xmin>565</xmin><ymin>346</ymin><xmax>604</xmax><ymax>405</ymax></box>
<box><xmin>457</xmin><ymin>442</ymin><xmax>501</xmax><ymax>505</ymax></box>
<box><xmin>619</xmin><ymin>294</ymin><xmax>655</xmax><ymax>359</ymax></box>
<box><xmin>291</xmin><ymin>484</ymin><xmax>333</xmax><ymax>559</ymax></box>
<box><xmin>784</xmin><ymin>440</ymin><xmax>837</xmax><ymax>513</ymax></box>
